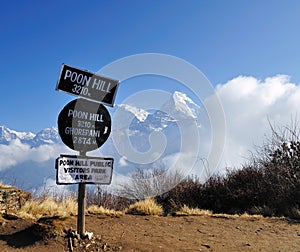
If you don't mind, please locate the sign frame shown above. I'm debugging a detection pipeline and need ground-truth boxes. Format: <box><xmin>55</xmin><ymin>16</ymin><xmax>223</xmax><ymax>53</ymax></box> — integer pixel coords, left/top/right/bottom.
<box><xmin>56</xmin><ymin>154</ymin><xmax>114</xmax><ymax>185</ymax></box>
<box><xmin>56</xmin><ymin>64</ymin><xmax>120</xmax><ymax>107</ymax></box>
<box><xmin>57</xmin><ymin>98</ymin><xmax>111</xmax><ymax>152</ymax></box>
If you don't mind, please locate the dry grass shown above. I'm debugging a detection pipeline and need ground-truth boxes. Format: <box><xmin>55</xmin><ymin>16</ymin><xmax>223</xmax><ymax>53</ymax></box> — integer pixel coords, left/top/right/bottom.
<box><xmin>0</xmin><ymin>182</ymin><xmax>16</xmax><ymax>189</ymax></box>
<box><xmin>126</xmin><ymin>198</ymin><xmax>163</xmax><ymax>215</ymax></box>
<box><xmin>239</xmin><ymin>213</ymin><xmax>265</xmax><ymax>220</ymax></box>
<box><xmin>174</xmin><ymin>205</ymin><xmax>265</xmax><ymax>220</ymax></box>
<box><xmin>17</xmin><ymin>197</ymin><xmax>77</xmax><ymax>220</ymax></box>
<box><xmin>209</xmin><ymin>212</ymin><xmax>264</xmax><ymax>220</ymax></box>
<box><xmin>175</xmin><ymin>205</ymin><xmax>212</xmax><ymax>216</ymax></box>
<box><xmin>87</xmin><ymin>205</ymin><xmax>124</xmax><ymax>217</ymax></box>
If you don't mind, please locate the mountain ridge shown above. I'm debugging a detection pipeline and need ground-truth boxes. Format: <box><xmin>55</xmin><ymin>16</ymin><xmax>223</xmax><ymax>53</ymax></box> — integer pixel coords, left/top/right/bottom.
<box><xmin>0</xmin><ymin>91</ymin><xmax>202</xmax><ymax>147</ymax></box>
<box><xmin>0</xmin><ymin>91</ymin><xmax>206</xmax><ymax>189</ymax></box>
<box><xmin>0</xmin><ymin>125</ymin><xmax>60</xmax><ymax>146</ymax></box>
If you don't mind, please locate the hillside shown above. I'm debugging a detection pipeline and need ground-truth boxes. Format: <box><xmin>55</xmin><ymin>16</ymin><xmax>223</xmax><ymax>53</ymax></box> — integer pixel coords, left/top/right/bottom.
<box><xmin>0</xmin><ymin>214</ymin><xmax>299</xmax><ymax>251</ymax></box>
<box><xmin>0</xmin><ymin>183</ymin><xmax>298</xmax><ymax>251</ymax></box>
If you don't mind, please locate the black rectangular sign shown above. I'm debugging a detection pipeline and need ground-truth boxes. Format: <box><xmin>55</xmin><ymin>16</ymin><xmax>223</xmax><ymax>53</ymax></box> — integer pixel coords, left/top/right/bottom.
<box><xmin>56</xmin><ymin>64</ymin><xmax>119</xmax><ymax>107</ymax></box>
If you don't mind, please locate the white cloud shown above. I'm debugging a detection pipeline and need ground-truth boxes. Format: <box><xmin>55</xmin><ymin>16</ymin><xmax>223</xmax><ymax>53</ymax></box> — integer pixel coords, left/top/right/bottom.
<box><xmin>0</xmin><ymin>140</ymin><xmax>71</xmax><ymax>171</ymax></box>
<box><xmin>118</xmin><ymin>156</ymin><xmax>128</xmax><ymax>167</ymax></box>
<box><xmin>215</xmin><ymin>74</ymin><xmax>300</xmax><ymax>169</ymax></box>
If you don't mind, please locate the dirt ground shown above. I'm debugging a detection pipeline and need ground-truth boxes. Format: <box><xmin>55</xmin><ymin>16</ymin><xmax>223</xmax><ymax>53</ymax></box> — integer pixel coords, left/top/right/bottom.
<box><xmin>0</xmin><ymin>214</ymin><xmax>299</xmax><ymax>252</ymax></box>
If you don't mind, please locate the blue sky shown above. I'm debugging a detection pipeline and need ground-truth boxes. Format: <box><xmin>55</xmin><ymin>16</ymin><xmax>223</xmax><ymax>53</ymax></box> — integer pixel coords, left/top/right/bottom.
<box><xmin>1</xmin><ymin>0</ymin><xmax>300</xmax><ymax>132</ymax></box>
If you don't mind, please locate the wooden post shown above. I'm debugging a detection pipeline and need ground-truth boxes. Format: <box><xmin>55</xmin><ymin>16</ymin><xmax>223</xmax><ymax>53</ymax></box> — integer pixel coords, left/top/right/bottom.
<box><xmin>77</xmin><ymin>151</ymin><xmax>86</xmax><ymax>237</ymax></box>
<box><xmin>77</xmin><ymin>183</ymin><xmax>86</xmax><ymax>237</ymax></box>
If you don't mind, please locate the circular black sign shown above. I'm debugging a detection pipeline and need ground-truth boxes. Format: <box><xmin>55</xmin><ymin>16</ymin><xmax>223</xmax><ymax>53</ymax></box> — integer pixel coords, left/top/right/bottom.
<box><xmin>58</xmin><ymin>98</ymin><xmax>111</xmax><ymax>152</ymax></box>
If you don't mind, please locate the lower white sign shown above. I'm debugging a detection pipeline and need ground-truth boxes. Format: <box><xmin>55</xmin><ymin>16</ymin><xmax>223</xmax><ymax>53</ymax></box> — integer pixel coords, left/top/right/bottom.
<box><xmin>56</xmin><ymin>155</ymin><xmax>113</xmax><ymax>184</ymax></box>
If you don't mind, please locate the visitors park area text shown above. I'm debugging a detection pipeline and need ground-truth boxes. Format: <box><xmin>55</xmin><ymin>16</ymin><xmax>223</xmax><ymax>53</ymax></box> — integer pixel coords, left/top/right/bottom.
<box><xmin>56</xmin><ymin>155</ymin><xmax>113</xmax><ymax>184</ymax></box>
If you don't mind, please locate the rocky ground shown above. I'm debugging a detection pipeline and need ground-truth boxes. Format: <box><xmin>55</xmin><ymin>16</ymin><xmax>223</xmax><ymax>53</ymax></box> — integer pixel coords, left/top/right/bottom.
<box><xmin>0</xmin><ymin>213</ymin><xmax>299</xmax><ymax>251</ymax></box>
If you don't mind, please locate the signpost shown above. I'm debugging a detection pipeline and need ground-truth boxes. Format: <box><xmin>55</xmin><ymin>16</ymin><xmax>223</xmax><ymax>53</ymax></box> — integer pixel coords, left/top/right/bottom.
<box><xmin>56</xmin><ymin>64</ymin><xmax>119</xmax><ymax>107</ymax></box>
<box><xmin>55</xmin><ymin>63</ymin><xmax>119</xmax><ymax>238</ymax></box>
<box><xmin>57</xmin><ymin>98</ymin><xmax>111</xmax><ymax>152</ymax></box>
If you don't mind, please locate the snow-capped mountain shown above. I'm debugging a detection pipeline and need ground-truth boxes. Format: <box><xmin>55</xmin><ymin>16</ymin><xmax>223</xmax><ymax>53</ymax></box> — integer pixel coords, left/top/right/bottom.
<box><xmin>0</xmin><ymin>126</ymin><xmax>35</xmax><ymax>144</ymax></box>
<box><xmin>162</xmin><ymin>91</ymin><xmax>200</xmax><ymax>120</ymax></box>
<box><xmin>0</xmin><ymin>125</ymin><xmax>60</xmax><ymax>146</ymax></box>
<box><xmin>0</xmin><ymin>91</ymin><xmax>204</xmax><ymax>153</ymax></box>
<box><xmin>31</xmin><ymin>127</ymin><xmax>60</xmax><ymax>146</ymax></box>
<box><xmin>117</xmin><ymin>91</ymin><xmax>201</xmax><ymax>132</ymax></box>
<box><xmin>0</xmin><ymin>90</ymin><xmax>198</xmax><ymax>146</ymax></box>
<box><xmin>118</xmin><ymin>104</ymin><xmax>149</xmax><ymax>122</ymax></box>
<box><xmin>104</xmin><ymin>91</ymin><xmax>205</xmax><ymax>158</ymax></box>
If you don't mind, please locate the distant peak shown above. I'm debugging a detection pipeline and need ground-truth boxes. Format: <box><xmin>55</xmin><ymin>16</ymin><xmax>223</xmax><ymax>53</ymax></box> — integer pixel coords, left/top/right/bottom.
<box><xmin>167</xmin><ymin>91</ymin><xmax>200</xmax><ymax>119</ymax></box>
<box><xmin>173</xmin><ymin>91</ymin><xmax>198</xmax><ymax>106</ymax></box>
<box><xmin>40</xmin><ymin>126</ymin><xmax>58</xmax><ymax>132</ymax></box>
<box><xmin>118</xmin><ymin>104</ymin><xmax>149</xmax><ymax>122</ymax></box>
<box><xmin>0</xmin><ymin>125</ymin><xmax>7</xmax><ymax>130</ymax></box>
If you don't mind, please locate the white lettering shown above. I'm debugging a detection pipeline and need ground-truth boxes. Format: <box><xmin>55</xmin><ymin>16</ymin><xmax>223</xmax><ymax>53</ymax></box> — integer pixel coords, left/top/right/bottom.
<box><xmin>64</xmin><ymin>70</ymin><xmax>72</xmax><ymax>80</ymax></box>
<box><xmin>70</xmin><ymin>72</ymin><xmax>77</xmax><ymax>82</ymax></box>
<box><xmin>106</xmin><ymin>82</ymin><xmax>111</xmax><ymax>93</ymax></box>
<box><xmin>92</xmin><ymin>78</ymin><xmax>104</xmax><ymax>89</ymax></box>
<box><xmin>64</xmin><ymin>127</ymin><xmax>101</xmax><ymax>137</ymax></box>
<box><xmin>89</xmin><ymin>113</ymin><xmax>103</xmax><ymax>122</ymax></box>
<box><xmin>64</xmin><ymin>70</ymin><xmax>91</xmax><ymax>86</ymax></box>
<box><xmin>83</xmin><ymin>75</ymin><xmax>91</xmax><ymax>87</ymax></box>
<box><xmin>76</xmin><ymin>73</ymin><xmax>83</xmax><ymax>84</ymax></box>
<box><xmin>67</xmin><ymin>109</ymin><xmax>88</xmax><ymax>120</ymax></box>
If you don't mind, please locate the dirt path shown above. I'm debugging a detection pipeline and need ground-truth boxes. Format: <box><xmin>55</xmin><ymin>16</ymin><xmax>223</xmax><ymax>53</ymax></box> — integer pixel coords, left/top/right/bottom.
<box><xmin>0</xmin><ymin>214</ymin><xmax>299</xmax><ymax>251</ymax></box>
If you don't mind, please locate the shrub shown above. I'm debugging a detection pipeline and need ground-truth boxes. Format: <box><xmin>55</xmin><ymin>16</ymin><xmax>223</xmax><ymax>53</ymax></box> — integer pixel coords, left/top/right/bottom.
<box><xmin>117</xmin><ymin>167</ymin><xmax>183</xmax><ymax>200</ymax></box>
<box><xmin>156</xmin><ymin>176</ymin><xmax>202</xmax><ymax>215</ymax></box>
<box><xmin>154</xmin><ymin>120</ymin><xmax>300</xmax><ymax>219</ymax></box>
<box><xmin>18</xmin><ymin>197</ymin><xmax>77</xmax><ymax>220</ymax></box>
<box><xmin>126</xmin><ymin>198</ymin><xmax>163</xmax><ymax>215</ymax></box>
<box><xmin>175</xmin><ymin>205</ymin><xmax>212</xmax><ymax>216</ymax></box>
<box><xmin>86</xmin><ymin>185</ymin><xmax>132</xmax><ymax>211</ymax></box>
<box><xmin>87</xmin><ymin>205</ymin><xmax>124</xmax><ymax>217</ymax></box>
<box><xmin>200</xmin><ymin>167</ymin><xmax>267</xmax><ymax>214</ymax></box>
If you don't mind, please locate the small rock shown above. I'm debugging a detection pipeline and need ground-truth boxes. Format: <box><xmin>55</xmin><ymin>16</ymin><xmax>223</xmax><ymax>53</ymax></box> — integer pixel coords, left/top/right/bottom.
<box><xmin>102</xmin><ymin>243</ymin><xmax>109</xmax><ymax>251</ymax></box>
<box><xmin>68</xmin><ymin>237</ymin><xmax>73</xmax><ymax>252</ymax></box>
<box><xmin>3</xmin><ymin>213</ymin><xmax>19</xmax><ymax>220</ymax></box>
<box><xmin>85</xmin><ymin>231</ymin><xmax>93</xmax><ymax>240</ymax></box>
<box><xmin>201</xmin><ymin>244</ymin><xmax>211</xmax><ymax>248</ymax></box>
<box><xmin>246</xmin><ymin>243</ymin><xmax>251</xmax><ymax>246</ymax></box>
<box><xmin>0</xmin><ymin>218</ymin><xmax>6</xmax><ymax>226</ymax></box>
<box><xmin>72</xmin><ymin>238</ymin><xmax>78</xmax><ymax>247</ymax></box>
